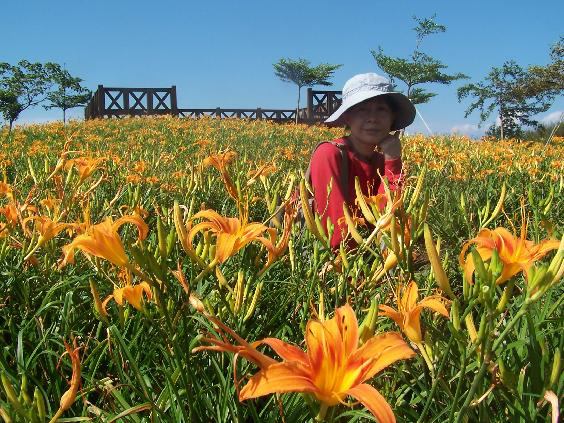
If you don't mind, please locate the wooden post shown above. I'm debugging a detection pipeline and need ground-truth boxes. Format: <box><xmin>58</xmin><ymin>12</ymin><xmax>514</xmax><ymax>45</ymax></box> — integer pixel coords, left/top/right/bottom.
<box><xmin>216</xmin><ymin>107</ymin><xmax>221</xmax><ymax>118</ymax></box>
<box><xmin>307</xmin><ymin>88</ymin><xmax>313</xmax><ymax>120</ymax></box>
<box><xmin>256</xmin><ymin>108</ymin><xmax>262</xmax><ymax>119</ymax></box>
<box><xmin>170</xmin><ymin>86</ymin><xmax>178</xmax><ymax>116</ymax></box>
<box><xmin>147</xmin><ymin>89</ymin><xmax>153</xmax><ymax>114</ymax></box>
<box><xmin>97</xmin><ymin>85</ymin><xmax>104</xmax><ymax>118</ymax></box>
<box><xmin>123</xmin><ymin>88</ymin><xmax>130</xmax><ymax>112</ymax></box>
<box><xmin>328</xmin><ymin>93</ymin><xmax>335</xmax><ymax>115</ymax></box>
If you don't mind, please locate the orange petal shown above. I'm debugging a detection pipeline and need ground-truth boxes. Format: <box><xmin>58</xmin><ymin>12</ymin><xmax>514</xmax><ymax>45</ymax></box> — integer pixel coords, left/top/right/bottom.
<box><xmin>378</xmin><ymin>305</ymin><xmax>403</xmax><ymax>329</ymax></box>
<box><xmin>113</xmin><ymin>214</ymin><xmax>149</xmax><ymax>241</ymax></box>
<box><xmin>496</xmin><ymin>263</ymin><xmax>523</xmax><ymax>284</ymax></box>
<box><xmin>239</xmin><ymin>361</ymin><xmax>316</xmax><ymax>401</ymax></box>
<box><xmin>216</xmin><ymin>232</ymin><xmax>238</xmax><ymax>263</ymax></box>
<box><xmin>403</xmin><ymin>308</ymin><xmax>423</xmax><ymax>343</ymax></box>
<box><xmin>346</xmin><ymin>383</ymin><xmax>396</xmax><ymax>423</ymax></box>
<box><xmin>335</xmin><ymin>304</ymin><xmax>359</xmax><ymax>357</ymax></box>
<box><xmin>256</xmin><ymin>338</ymin><xmax>308</xmax><ymax>365</ymax></box>
<box><xmin>402</xmin><ymin>281</ymin><xmax>419</xmax><ymax>311</ymax></box>
<box><xmin>352</xmin><ymin>332</ymin><xmax>415</xmax><ymax>382</ymax></box>
<box><xmin>418</xmin><ymin>297</ymin><xmax>450</xmax><ymax>318</ymax></box>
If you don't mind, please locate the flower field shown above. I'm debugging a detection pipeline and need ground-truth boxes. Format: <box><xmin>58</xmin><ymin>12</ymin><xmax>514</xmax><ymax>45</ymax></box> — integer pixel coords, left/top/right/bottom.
<box><xmin>0</xmin><ymin>116</ymin><xmax>562</xmax><ymax>422</ymax></box>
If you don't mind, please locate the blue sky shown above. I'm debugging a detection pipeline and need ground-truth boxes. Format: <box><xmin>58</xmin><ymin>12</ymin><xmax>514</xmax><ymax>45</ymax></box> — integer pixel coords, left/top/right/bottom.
<box><xmin>2</xmin><ymin>0</ymin><xmax>562</xmax><ymax>136</ymax></box>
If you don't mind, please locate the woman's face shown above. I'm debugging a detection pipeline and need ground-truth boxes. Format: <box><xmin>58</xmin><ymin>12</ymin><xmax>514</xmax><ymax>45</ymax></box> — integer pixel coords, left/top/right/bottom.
<box><xmin>342</xmin><ymin>96</ymin><xmax>394</xmax><ymax>148</ymax></box>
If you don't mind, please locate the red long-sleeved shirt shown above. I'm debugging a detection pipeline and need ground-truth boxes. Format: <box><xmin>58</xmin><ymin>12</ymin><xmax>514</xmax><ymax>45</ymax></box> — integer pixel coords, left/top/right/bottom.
<box><xmin>310</xmin><ymin>137</ymin><xmax>402</xmax><ymax>248</ymax></box>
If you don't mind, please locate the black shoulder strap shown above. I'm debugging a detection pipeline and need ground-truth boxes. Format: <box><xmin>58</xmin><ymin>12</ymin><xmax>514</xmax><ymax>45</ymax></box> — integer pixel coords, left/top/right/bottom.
<box><xmin>305</xmin><ymin>140</ymin><xmax>350</xmax><ymax>203</ymax></box>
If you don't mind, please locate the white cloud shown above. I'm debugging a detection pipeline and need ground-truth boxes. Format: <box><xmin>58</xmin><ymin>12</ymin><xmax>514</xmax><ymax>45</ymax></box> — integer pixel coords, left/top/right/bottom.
<box><xmin>541</xmin><ymin>111</ymin><xmax>563</xmax><ymax>125</ymax></box>
<box><xmin>450</xmin><ymin>123</ymin><xmax>482</xmax><ymax>136</ymax></box>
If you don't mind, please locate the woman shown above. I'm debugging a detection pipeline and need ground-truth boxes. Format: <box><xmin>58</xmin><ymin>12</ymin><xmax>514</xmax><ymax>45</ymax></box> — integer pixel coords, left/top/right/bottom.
<box><xmin>311</xmin><ymin>73</ymin><xmax>416</xmax><ymax>248</ymax></box>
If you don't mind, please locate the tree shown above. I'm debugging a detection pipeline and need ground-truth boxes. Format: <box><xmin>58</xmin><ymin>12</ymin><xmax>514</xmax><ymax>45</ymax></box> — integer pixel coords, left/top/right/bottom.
<box><xmin>273</xmin><ymin>58</ymin><xmax>341</xmax><ymax>122</ymax></box>
<box><xmin>44</xmin><ymin>64</ymin><xmax>91</xmax><ymax>124</ymax></box>
<box><xmin>0</xmin><ymin>60</ymin><xmax>52</xmax><ymax>131</ymax></box>
<box><xmin>457</xmin><ymin>61</ymin><xmax>555</xmax><ymax>139</ymax></box>
<box><xmin>372</xmin><ymin>15</ymin><xmax>467</xmax><ymax>105</ymax></box>
<box><xmin>0</xmin><ymin>90</ymin><xmax>23</xmax><ymax>130</ymax></box>
<box><xmin>526</xmin><ymin>37</ymin><xmax>563</xmax><ymax>97</ymax></box>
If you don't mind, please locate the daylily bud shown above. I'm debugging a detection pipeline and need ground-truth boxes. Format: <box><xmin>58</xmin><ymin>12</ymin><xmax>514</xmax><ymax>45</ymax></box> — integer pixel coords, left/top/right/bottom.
<box><xmin>234</xmin><ymin>270</ymin><xmax>245</xmax><ymax>314</ymax></box>
<box><xmin>342</xmin><ymin>203</ymin><xmax>364</xmax><ymax>245</ymax></box>
<box><xmin>156</xmin><ymin>214</ymin><xmax>167</xmax><ymax>260</ymax></box>
<box><xmin>371</xmin><ymin>252</ymin><xmax>398</xmax><ymax>285</ymax></box>
<box><xmin>424</xmin><ymin>224</ymin><xmax>454</xmax><ymax>299</ymax></box>
<box><xmin>463</xmin><ymin>269</ymin><xmax>472</xmax><ymax>301</ymax></box>
<box><xmin>488</xmin><ymin>249</ymin><xmax>503</xmax><ymax>284</ymax></box>
<box><xmin>358</xmin><ymin>298</ymin><xmax>378</xmax><ymax>345</ymax></box>
<box><xmin>451</xmin><ymin>299</ymin><xmax>461</xmax><ymax>332</ymax></box>
<box><xmin>471</xmin><ymin>249</ymin><xmax>489</xmax><ymax>284</ymax></box>
<box><xmin>33</xmin><ymin>387</ymin><xmax>46</xmax><ymax>421</ymax></box>
<box><xmin>189</xmin><ymin>293</ymin><xmax>205</xmax><ymax>312</ymax></box>
<box><xmin>89</xmin><ymin>279</ymin><xmax>109</xmax><ymax>321</ymax></box>
<box><xmin>18</xmin><ymin>374</ymin><xmax>31</xmax><ymax>406</ymax></box>
<box><xmin>318</xmin><ymin>290</ymin><xmax>325</xmax><ymax>322</ymax></box>
<box><xmin>299</xmin><ymin>179</ymin><xmax>326</xmax><ymax>245</ymax></box>
<box><xmin>476</xmin><ymin>312</ymin><xmax>487</xmax><ymax>345</ymax></box>
<box><xmin>27</xmin><ymin>157</ymin><xmax>38</xmax><ymax>184</ymax></box>
<box><xmin>0</xmin><ymin>407</ymin><xmax>12</xmax><ymax>423</ymax></box>
<box><xmin>496</xmin><ymin>280</ymin><xmax>514</xmax><ymax>314</ymax></box>
<box><xmin>549</xmin><ymin>348</ymin><xmax>561</xmax><ymax>388</ymax></box>
<box><xmin>215</xmin><ymin>266</ymin><xmax>228</xmax><ymax>288</ymax></box>
<box><xmin>459</xmin><ymin>192</ymin><xmax>466</xmax><ymax>213</ymax></box>
<box><xmin>1</xmin><ymin>373</ymin><xmax>25</xmax><ymax>417</ymax></box>
<box><xmin>195</xmin><ymin>238</ymin><xmax>204</xmax><ymax>257</ymax></box>
<box><xmin>355</xmin><ymin>177</ymin><xmax>376</xmax><ymax>225</ymax></box>
<box><xmin>166</xmin><ymin>227</ymin><xmax>176</xmax><ymax>257</ymax></box>
<box><xmin>339</xmin><ymin>243</ymin><xmax>350</xmax><ymax>270</ymax></box>
<box><xmin>244</xmin><ymin>281</ymin><xmax>263</xmax><ymax>322</ymax></box>
<box><xmin>465</xmin><ymin>314</ymin><xmax>478</xmax><ymax>343</ymax></box>
<box><xmin>288</xmin><ymin>239</ymin><xmax>295</xmax><ymax>272</ymax></box>
<box><xmin>406</xmin><ymin>167</ymin><xmax>426</xmax><ymax>214</ymax></box>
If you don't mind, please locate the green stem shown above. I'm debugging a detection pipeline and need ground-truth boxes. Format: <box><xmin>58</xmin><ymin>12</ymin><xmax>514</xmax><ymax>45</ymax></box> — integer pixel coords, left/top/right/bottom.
<box><xmin>316</xmin><ymin>403</ymin><xmax>329</xmax><ymax>422</ymax></box>
<box><xmin>457</xmin><ymin>332</ymin><xmax>493</xmax><ymax>423</ymax></box>
<box><xmin>492</xmin><ymin>306</ymin><xmax>528</xmax><ymax>351</ymax></box>
<box><xmin>416</xmin><ymin>342</ymin><xmax>436</xmax><ymax>380</ymax></box>
<box><xmin>448</xmin><ymin>344</ymin><xmax>468</xmax><ymax>422</ymax></box>
<box><xmin>152</xmin><ymin>282</ymin><xmax>194</xmax><ymax>421</ymax></box>
<box><xmin>48</xmin><ymin>408</ymin><xmax>64</xmax><ymax>423</ymax></box>
<box><xmin>417</xmin><ymin>334</ymin><xmax>455</xmax><ymax>423</ymax></box>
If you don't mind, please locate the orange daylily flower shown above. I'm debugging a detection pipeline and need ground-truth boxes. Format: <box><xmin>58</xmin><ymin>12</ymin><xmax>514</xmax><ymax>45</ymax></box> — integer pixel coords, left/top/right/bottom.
<box><xmin>0</xmin><ymin>202</ymin><xmax>20</xmax><ymax>227</ymax></box>
<box><xmin>259</xmin><ymin>202</ymin><xmax>296</xmax><ymax>275</ymax></box>
<box><xmin>202</xmin><ymin>151</ymin><xmax>239</xmax><ymax>200</ymax></box>
<box><xmin>0</xmin><ymin>182</ymin><xmax>14</xmax><ymax>200</ymax></box>
<box><xmin>379</xmin><ymin>281</ymin><xmax>449</xmax><ymax>344</ymax></box>
<box><xmin>24</xmin><ymin>215</ymin><xmax>73</xmax><ymax>245</ymax></box>
<box><xmin>51</xmin><ymin>339</ymin><xmax>82</xmax><ymax>421</ymax></box>
<box><xmin>102</xmin><ymin>281</ymin><xmax>153</xmax><ymax>314</ymax></box>
<box><xmin>61</xmin><ymin>214</ymin><xmax>148</xmax><ymax>267</ymax></box>
<box><xmin>194</xmin><ymin>303</ymin><xmax>415</xmax><ymax>422</ymax></box>
<box><xmin>188</xmin><ymin>209</ymin><xmax>271</xmax><ymax>264</ymax></box>
<box><xmin>459</xmin><ymin>226</ymin><xmax>560</xmax><ymax>285</ymax></box>
<box><xmin>246</xmin><ymin>163</ymin><xmax>277</xmax><ymax>185</ymax></box>
<box><xmin>65</xmin><ymin>156</ymin><xmax>105</xmax><ymax>184</ymax></box>
<box><xmin>40</xmin><ymin>196</ymin><xmax>62</xmax><ymax>213</ymax></box>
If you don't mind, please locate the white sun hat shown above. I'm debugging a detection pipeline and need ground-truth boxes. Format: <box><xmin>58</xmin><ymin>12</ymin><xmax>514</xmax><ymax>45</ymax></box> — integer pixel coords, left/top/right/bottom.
<box><xmin>325</xmin><ymin>73</ymin><xmax>416</xmax><ymax>130</ymax></box>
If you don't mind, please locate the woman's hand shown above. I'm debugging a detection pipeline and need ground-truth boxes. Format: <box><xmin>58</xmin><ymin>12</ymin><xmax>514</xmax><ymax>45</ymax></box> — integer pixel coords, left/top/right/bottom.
<box><xmin>378</xmin><ymin>131</ymin><xmax>402</xmax><ymax>160</ymax></box>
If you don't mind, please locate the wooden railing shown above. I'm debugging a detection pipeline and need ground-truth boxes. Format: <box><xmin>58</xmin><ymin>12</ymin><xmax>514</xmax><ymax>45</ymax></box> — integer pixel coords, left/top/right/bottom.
<box><xmin>85</xmin><ymin>86</ymin><xmax>178</xmax><ymax>119</ymax></box>
<box><xmin>85</xmin><ymin>85</ymin><xmax>342</xmax><ymax>124</ymax></box>
<box><xmin>306</xmin><ymin>88</ymin><xmax>342</xmax><ymax>120</ymax></box>
<box><xmin>177</xmin><ymin>108</ymin><xmax>298</xmax><ymax>122</ymax></box>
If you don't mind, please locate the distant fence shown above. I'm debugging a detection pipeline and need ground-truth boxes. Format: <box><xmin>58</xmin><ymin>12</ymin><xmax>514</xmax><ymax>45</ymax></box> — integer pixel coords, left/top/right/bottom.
<box><xmin>85</xmin><ymin>85</ymin><xmax>342</xmax><ymax>124</ymax></box>
<box><xmin>84</xmin><ymin>85</ymin><xmax>178</xmax><ymax>119</ymax></box>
